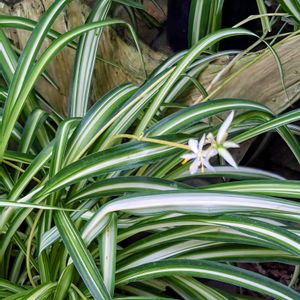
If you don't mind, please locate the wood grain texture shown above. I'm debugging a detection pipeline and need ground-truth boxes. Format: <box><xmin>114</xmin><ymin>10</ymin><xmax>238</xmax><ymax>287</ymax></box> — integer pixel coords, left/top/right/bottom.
<box><xmin>194</xmin><ymin>35</ymin><xmax>300</xmax><ymax>114</ymax></box>
<box><xmin>0</xmin><ymin>0</ymin><xmax>167</xmax><ymax>115</ymax></box>
<box><xmin>1</xmin><ymin>0</ymin><xmax>299</xmax><ymax>116</ymax></box>
<box><xmin>1</xmin><ymin>0</ymin><xmax>89</xmax><ymax>115</ymax></box>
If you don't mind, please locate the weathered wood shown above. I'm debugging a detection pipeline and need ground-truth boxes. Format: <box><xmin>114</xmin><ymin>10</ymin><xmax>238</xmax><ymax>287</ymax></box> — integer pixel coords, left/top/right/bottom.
<box><xmin>0</xmin><ymin>0</ymin><xmax>90</xmax><ymax>115</ymax></box>
<box><xmin>193</xmin><ymin>35</ymin><xmax>300</xmax><ymax>114</ymax></box>
<box><xmin>1</xmin><ymin>0</ymin><xmax>300</xmax><ymax>116</ymax></box>
<box><xmin>0</xmin><ymin>0</ymin><xmax>167</xmax><ymax>114</ymax></box>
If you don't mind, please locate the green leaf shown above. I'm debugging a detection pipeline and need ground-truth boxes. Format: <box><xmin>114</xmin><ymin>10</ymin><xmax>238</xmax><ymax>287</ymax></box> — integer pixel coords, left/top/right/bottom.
<box><xmin>166</xmin><ymin>276</ymin><xmax>229</xmax><ymax>300</ymax></box>
<box><xmin>95</xmin><ymin>69</ymin><xmax>173</xmax><ymax>151</ymax></box>
<box><xmin>278</xmin><ymin>0</ymin><xmax>300</xmax><ymax>23</ymax></box>
<box><xmin>18</xmin><ymin>282</ymin><xmax>56</xmax><ymax>300</ymax></box>
<box><xmin>116</xmin><ymin>260</ymin><xmax>300</xmax><ymax>300</ymax></box>
<box><xmin>100</xmin><ymin>213</ymin><xmax>117</xmax><ymax>296</ymax></box>
<box><xmin>82</xmin><ymin>190</ymin><xmax>300</xmax><ymax>246</ymax></box>
<box><xmin>0</xmin><ymin>19</ymin><xmax>141</xmax><ymax>161</ymax></box>
<box><xmin>147</xmin><ymin>98</ymin><xmax>271</xmax><ymax>136</ymax></box>
<box><xmin>66</xmin><ymin>84</ymin><xmax>137</xmax><ymax>163</ymax></box>
<box><xmin>188</xmin><ymin>0</ymin><xmax>211</xmax><ymax>46</ymax></box>
<box><xmin>203</xmin><ymin>215</ymin><xmax>300</xmax><ymax>256</ymax></box>
<box><xmin>68</xmin><ymin>177</ymin><xmax>189</xmax><ymax>204</ymax></box>
<box><xmin>68</xmin><ymin>0</ymin><xmax>112</xmax><ymax>117</ymax></box>
<box><xmin>54</xmin><ymin>210</ymin><xmax>111</xmax><ymax>300</ymax></box>
<box><xmin>179</xmin><ymin>245</ymin><xmax>300</xmax><ymax>265</ymax></box>
<box><xmin>168</xmin><ymin>165</ymin><xmax>285</xmax><ymax>181</ymax></box>
<box><xmin>0</xmin><ymin>0</ymin><xmax>71</xmax><ymax>156</ymax></box>
<box><xmin>256</xmin><ymin>0</ymin><xmax>271</xmax><ymax>33</ymax></box>
<box><xmin>201</xmin><ymin>179</ymin><xmax>300</xmax><ymax>198</ymax></box>
<box><xmin>39</xmin><ymin>139</ymin><xmax>183</xmax><ymax>197</ymax></box>
<box><xmin>136</xmin><ymin>29</ymin><xmax>256</xmax><ymax>135</ymax></box>
<box><xmin>113</xmin><ymin>0</ymin><xmax>144</xmax><ymax>9</ymax></box>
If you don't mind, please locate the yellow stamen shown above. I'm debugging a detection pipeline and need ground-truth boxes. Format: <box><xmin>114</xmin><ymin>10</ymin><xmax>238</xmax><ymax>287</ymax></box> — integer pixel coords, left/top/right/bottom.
<box><xmin>181</xmin><ymin>159</ymin><xmax>188</xmax><ymax>165</ymax></box>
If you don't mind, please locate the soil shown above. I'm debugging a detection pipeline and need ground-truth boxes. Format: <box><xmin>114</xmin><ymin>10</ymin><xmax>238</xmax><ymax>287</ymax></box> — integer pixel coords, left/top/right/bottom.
<box><xmin>237</xmin><ymin>263</ymin><xmax>295</xmax><ymax>299</ymax></box>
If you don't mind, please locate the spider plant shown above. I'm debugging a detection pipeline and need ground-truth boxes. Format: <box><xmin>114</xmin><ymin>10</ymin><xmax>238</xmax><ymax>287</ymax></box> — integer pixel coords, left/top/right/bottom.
<box><xmin>188</xmin><ymin>0</ymin><xmax>300</xmax><ymax>48</ymax></box>
<box><xmin>1</xmin><ymin>0</ymin><xmax>300</xmax><ymax>299</ymax></box>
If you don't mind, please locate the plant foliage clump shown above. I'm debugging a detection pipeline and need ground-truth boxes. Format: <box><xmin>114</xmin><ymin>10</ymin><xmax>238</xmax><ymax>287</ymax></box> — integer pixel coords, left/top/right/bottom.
<box><xmin>1</xmin><ymin>0</ymin><xmax>300</xmax><ymax>299</ymax></box>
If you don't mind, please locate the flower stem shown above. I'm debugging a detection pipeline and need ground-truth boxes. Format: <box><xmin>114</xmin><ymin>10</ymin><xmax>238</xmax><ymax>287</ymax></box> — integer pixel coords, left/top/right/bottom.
<box><xmin>112</xmin><ymin>134</ymin><xmax>190</xmax><ymax>150</ymax></box>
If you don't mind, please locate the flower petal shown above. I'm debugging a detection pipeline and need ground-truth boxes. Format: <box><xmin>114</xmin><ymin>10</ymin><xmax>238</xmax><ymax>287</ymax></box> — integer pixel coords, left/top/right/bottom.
<box><xmin>181</xmin><ymin>153</ymin><xmax>197</xmax><ymax>160</ymax></box>
<box><xmin>206</xmin><ymin>148</ymin><xmax>218</xmax><ymax>159</ymax></box>
<box><xmin>223</xmin><ymin>141</ymin><xmax>240</xmax><ymax>149</ymax></box>
<box><xmin>198</xmin><ymin>134</ymin><xmax>206</xmax><ymax>152</ymax></box>
<box><xmin>218</xmin><ymin>147</ymin><xmax>238</xmax><ymax>168</ymax></box>
<box><xmin>205</xmin><ymin>133</ymin><xmax>215</xmax><ymax>145</ymax></box>
<box><xmin>217</xmin><ymin>111</ymin><xmax>234</xmax><ymax>144</ymax></box>
<box><xmin>202</xmin><ymin>158</ymin><xmax>215</xmax><ymax>171</ymax></box>
<box><xmin>189</xmin><ymin>158</ymin><xmax>199</xmax><ymax>175</ymax></box>
<box><xmin>188</xmin><ymin>139</ymin><xmax>199</xmax><ymax>154</ymax></box>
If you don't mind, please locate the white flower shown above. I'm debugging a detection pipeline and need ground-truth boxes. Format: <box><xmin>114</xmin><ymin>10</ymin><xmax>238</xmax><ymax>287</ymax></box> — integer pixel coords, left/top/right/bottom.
<box><xmin>180</xmin><ymin>111</ymin><xmax>240</xmax><ymax>174</ymax></box>
<box><xmin>206</xmin><ymin>111</ymin><xmax>239</xmax><ymax>168</ymax></box>
<box><xmin>181</xmin><ymin>135</ymin><xmax>214</xmax><ymax>175</ymax></box>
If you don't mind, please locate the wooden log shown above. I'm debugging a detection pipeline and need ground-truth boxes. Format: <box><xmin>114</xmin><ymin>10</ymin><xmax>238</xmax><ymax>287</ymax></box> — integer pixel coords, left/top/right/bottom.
<box><xmin>0</xmin><ymin>0</ymin><xmax>167</xmax><ymax>115</ymax></box>
<box><xmin>191</xmin><ymin>35</ymin><xmax>300</xmax><ymax>114</ymax></box>
<box><xmin>0</xmin><ymin>0</ymin><xmax>90</xmax><ymax>115</ymax></box>
<box><xmin>1</xmin><ymin>0</ymin><xmax>300</xmax><ymax>116</ymax></box>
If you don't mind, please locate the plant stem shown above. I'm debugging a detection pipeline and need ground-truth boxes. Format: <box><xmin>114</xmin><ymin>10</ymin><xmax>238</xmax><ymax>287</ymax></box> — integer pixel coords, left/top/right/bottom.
<box><xmin>112</xmin><ymin>134</ymin><xmax>190</xmax><ymax>150</ymax></box>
